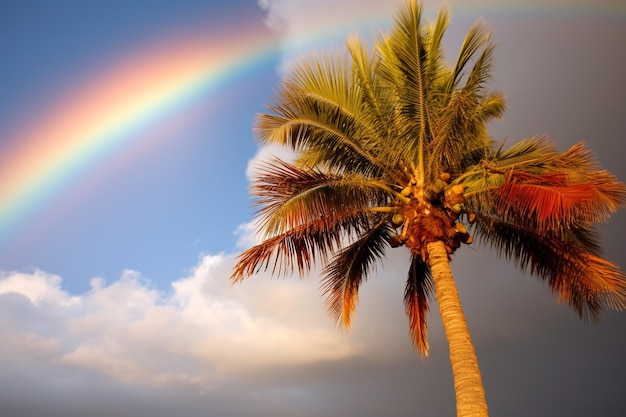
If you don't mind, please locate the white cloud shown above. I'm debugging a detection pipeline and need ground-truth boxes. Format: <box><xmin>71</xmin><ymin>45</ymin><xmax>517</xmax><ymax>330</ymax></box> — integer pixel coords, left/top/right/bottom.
<box><xmin>0</xmin><ymin>246</ymin><xmax>369</xmax><ymax>391</ymax></box>
<box><xmin>0</xmin><ymin>269</ymin><xmax>79</xmax><ymax>307</ymax></box>
<box><xmin>0</xmin><ymin>222</ymin><xmax>447</xmax><ymax>404</ymax></box>
<box><xmin>245</xmin><ymin>143</ymin><xmax>296</xmax><ymax>181</ymax></box>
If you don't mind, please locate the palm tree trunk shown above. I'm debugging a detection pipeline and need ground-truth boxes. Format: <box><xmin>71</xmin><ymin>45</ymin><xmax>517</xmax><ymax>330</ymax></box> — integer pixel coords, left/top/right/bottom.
<box><xmin>427</xmin><ymin>240</ymin><xmax>488</xmax><ymax>417</ymax></box>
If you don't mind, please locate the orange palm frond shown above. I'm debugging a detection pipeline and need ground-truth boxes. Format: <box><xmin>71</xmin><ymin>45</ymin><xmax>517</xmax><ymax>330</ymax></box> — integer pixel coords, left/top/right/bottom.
<box><xmin>404</xmin><ymin>254</ymin><xmax>433</xmax><ymax>357</ymax></box>
<box><xmin>231</xmin><ymin>220</ymin><xmax>341</xmax><ymax>282</ymax></box>
<box><xmin>557</xmin><ymin>251</ymin><xmax>626</xmax><ymax>313</ymax></box>
<box><xmin>475</xmin><ymin>216</ymin><xmax>626</xmax><ymax>320</ymax></box>
<box><xmin>497</xmin><ymin>170</ymin><xmax>625</xmax><ymax>230</ymax></box>
<box><xmin>231</xmin><ymin>208</ymin><xmax>377</xmax><ymax>282</ymax></box>
<box><xmin>321</xmin><ymin>219</ymin><xmax>392</xmax><ymax>328</ymax></box>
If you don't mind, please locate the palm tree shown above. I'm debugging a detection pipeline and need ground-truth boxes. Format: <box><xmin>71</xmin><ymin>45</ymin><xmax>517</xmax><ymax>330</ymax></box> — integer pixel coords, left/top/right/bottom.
<box><xmin>231</xmin><ymin>1</ymin><xmax>626</xmax><ymax>416</ymax></box>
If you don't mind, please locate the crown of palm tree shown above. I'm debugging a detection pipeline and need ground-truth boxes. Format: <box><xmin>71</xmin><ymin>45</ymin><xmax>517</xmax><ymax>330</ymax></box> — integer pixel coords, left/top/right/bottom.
<box><xmin>231</xmin><ymin>0</ymin><xmax>626</xmax><ymax>359</ymax></box>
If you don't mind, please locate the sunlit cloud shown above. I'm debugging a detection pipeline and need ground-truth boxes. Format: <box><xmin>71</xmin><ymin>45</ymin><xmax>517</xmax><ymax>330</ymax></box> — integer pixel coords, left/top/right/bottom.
<box><xmin>245</xmin><ymin>144</ymin><xmax>296</xmax><ymax>182</ymax></box>
<box><xmin>0</xmin><ymin>247</ymin><xmax>367</xmax><ymax>392</ymax></box>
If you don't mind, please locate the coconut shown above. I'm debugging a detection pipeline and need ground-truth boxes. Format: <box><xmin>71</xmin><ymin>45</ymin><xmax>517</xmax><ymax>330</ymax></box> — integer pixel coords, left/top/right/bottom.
<box><xmin>392</xmin><ymin>213</ymin><xmax>405</xmax><ymax>226</ymax></box>
<box><xmin>433</xmin><ymin>179</ymin><xmax>447</xmax><ymax>192</ymax></box>
<box><xmin>449</xmin><ymin>184</ymin><xmax>466</xmax><ymax>195</ymax></box>
<box><xmin>450</xmin><ymin>203</ymin><xmax>463</xmax><ymax>213</ymax></box>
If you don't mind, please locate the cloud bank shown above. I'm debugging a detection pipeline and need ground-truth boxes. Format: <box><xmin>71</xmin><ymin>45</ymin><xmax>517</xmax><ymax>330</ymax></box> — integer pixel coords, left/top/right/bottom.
<box><xmin>0</xmin><ymin>226</ymin><xmax>449</xmax><ymax>417</ymax></box>
<box><xmin>2</xmin><ymin>221</ymin><xmax>625</xmax><ymax>417</ymax></box>
<box><xmin>0</xmin><ymin>253</ymin><xmax>361</xmax><ymax>388</ymax></box>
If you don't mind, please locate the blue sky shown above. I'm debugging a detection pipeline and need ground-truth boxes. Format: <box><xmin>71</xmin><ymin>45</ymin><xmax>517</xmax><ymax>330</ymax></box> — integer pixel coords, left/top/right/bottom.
<box><xmin>0</xmin><ymin>0</ymin><xmax>277</xmax><ymax>290</ymax></box>
<box><xmin>1</xmin><ymin>1</ymin><xmax>625</xmax><ymax>416</ymax></box>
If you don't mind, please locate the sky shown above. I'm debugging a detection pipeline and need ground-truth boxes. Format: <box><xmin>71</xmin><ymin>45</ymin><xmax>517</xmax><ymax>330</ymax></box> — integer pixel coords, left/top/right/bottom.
<box><xmin>0</xmin><ymin>0</ymin><xmax>625</xmax><ymax>416</ymax></box>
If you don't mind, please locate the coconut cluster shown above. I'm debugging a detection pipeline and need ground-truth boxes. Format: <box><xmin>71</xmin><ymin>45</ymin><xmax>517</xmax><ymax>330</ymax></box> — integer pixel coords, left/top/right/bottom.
<box><xmin>388</xmin><ymin>173</ymin><xmax>475</xmax><ymax>260</ymax></box>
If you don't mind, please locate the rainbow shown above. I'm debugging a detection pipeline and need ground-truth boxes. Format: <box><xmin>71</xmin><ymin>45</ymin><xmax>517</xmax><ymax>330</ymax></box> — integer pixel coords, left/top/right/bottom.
<box><xmin>0</xmin><ymin>27</ymin><xmax>286</xmax><ymax>245</ymax></box>
<box><xmin>0</xmin><ymin>9</ymin><xmax>395</xmax><ymax>247</ymax></box>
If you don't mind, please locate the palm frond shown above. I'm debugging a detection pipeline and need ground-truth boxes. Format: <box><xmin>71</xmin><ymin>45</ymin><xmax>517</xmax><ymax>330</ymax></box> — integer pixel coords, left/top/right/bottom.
<box><xmin>474</xmin><ymin>91</ymin><xmax>506</xmax><ymax>123</ymax></box>
<box><xmin>376</xmin><ymin>0</ymin><xmax>433</xmax><ymax>170</ymax></box>
<box><xmin>231</xmin><ymin>220</ymin><xmax>342</xmax><ymax>281</ymax></box>
<box><xmin>488</xmin><ymin>136</ymin><xmax>559</xmax><ymax>171</ymax></box>
<box><xmin>251</xmin><ymin>159</ymin><xmax>392</xmax><ymax>237</ymax></box>
<box><xmin>404</xmin><ymin>254</ymin><xmax>433</xmax><ymax>357</ymax></box>
<box><xmin>256</xmin><ymin>62</ymin><xmax>405</xmax><ymax>179</ymax></box>
<box><xmin>233</xmin><ymin>159</ymin><xmax>390</xmax><ymax>282</ymax></box>
<box><xmin>256</xmin><ymin>101</ymin><xmax>385</xmax><ymax>176</ymax></box>
<box><xmin>462</xmin><ymin>35</ymin><xmax>496</xmax><ymax>93</ymax></box>
<box><xmin>347</xmin><ymin>37</ymin><xmax>387</xmax><ymax>130</ymax></box>
<box><xmin>425</xmin><ymin>6</ymin><xmax>450</xmax><ymax>86</ymax></box>
<box><xmin>254</xmin><ymin>50</ymin><xmax>393</xmax><ymax>176</ymax></box>
<box><xmin>474</xmin><ymin>216</ymin><xmax>626</xmax><ymax>320</ymax></box>
<box><xmin>496</xmin><ymin>170</ymin><xmax>625</xmax><ymax>229</ymax></box>
<box><xmin>286</xmin><ymin>50</ymin><xmax>354</xmax><ymax>106</ymax></box>
<box><xmin>463</xmin><ymin>137</ymin><xmax>625</xmax><ymax>231</ymax></box>
<box><xmin>430</xmin><ymin>90</ymin><xmax>493</xmax><ymax>175</ymax></box>
<box><xmin>321</xmin><ymin>219</ymin><xmax>392</xmax><ymax>328</ymax></box>
<box><xmin>443</xmin><ymin>19</ymin><xmax>490</xmax><ymax>94</ymax></box>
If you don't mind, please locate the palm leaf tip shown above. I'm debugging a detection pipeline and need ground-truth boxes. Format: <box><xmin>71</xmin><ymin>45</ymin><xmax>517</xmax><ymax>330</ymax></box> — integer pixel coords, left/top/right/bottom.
<box><xmin>573</xmin><ymin>254</ymin><xmax>626</xmax><ymax>317</ymax></box>
<box><xmin>230</xmin><ymin>223</ymin><xmax>332</xmax><ymax>283</ymax></box>
<box><xmin>404</xmin><ymin>255</ymin><xmax>433</xmax><ymax>358</ymax></box>
<box><xmin>549</xmin><ymin>251</ymin><xmax>626</xmax><ymax>320</ymax></box>
<box><xmin>321</xmin><ymin>262</ymin><xmax>361</xmax><ymax>330</ymax></box>
<box><xmin>321</xmin><ymin>220</ymin><xmax>392</xmax><ymax>329</ymax></box>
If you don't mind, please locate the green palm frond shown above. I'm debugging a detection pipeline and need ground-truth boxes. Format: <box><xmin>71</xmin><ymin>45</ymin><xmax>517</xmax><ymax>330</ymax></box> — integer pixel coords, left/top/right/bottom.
<box><xmin>346</xmin><ymin>37</ymin><xmax>387</xmax><ymax>129</ymax></box>
<box><xmin>425</xmin><ymin>6</ymin><xmax>450</xmax><ymax>96</ymax></box>
<box><xmin>474</xmin><ymin>91</ymin><xmax>506</xmax><ymax>123</ymax></box>
<box><xmin>376</xmin><ymin>0</ymin><xmax>432</xmax><ymax>174</ymax></box>
<box><xmin>443</xmin><ymin>19</ymin><xmax>491</xmax><ymax>94</ymax></box>
<box><xmin>256</xmin><ymin>55</ymin><xmax>400</xmax><ymax>179</ymax></box>
<box><xmin>462</xmin><ymin>34</ymin><xmax>496</xmax><ymax>93</ymax></box>
<box><xmin>287</xmin><ymin>50</ymin><xmax>354</xmax><ymax>105</ymax></box>
<box><xmin>256</xmin><ymin>99</ymin><xmax>385</xmax><ymax>177</ymax></box>
<box><xmin>487</xmin><ymin>136</ymin><xmax>559</xmax><ymax>171</ymax></box>
<box><xmin>404</xmin><ymin>254</ymin><xmax>433</xmax><ymax>357</ymax></box>
<box><xmin>430</xmin><ymin>90</ymin><xmax>495</xmax><ymax>175</ymax></box>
